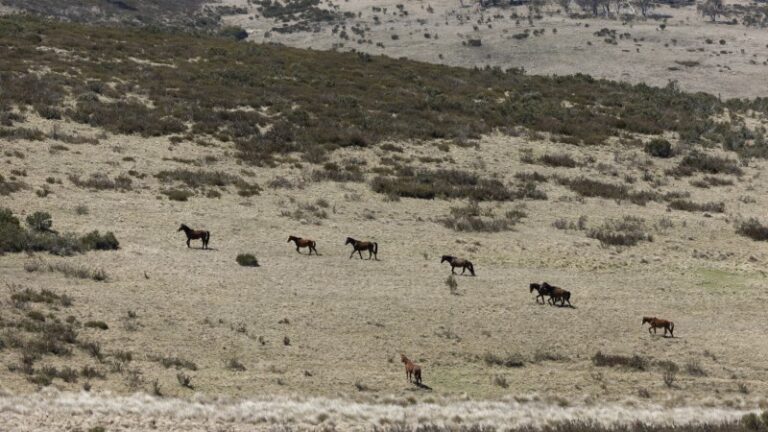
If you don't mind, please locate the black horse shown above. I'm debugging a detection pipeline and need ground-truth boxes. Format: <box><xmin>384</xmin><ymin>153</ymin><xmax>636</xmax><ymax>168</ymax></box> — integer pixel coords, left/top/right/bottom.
<box><xmin>178</xmin><ymin>224</ymin><xmax>210</xmax><ymax>249</ymax></box>
<box><xmin>529</xmin><ymin>282</ymin><xmax>551</xmax><ymax>304</ymax></box>
<box><xmin>441</xmin><ymin>255</ymin><xmax>475</xmax><ymax>276</ymax></box>
<box><xmin>345</xmin><ymin>237</ymin><xmax>378</xmax><ymax>260</ymax></box>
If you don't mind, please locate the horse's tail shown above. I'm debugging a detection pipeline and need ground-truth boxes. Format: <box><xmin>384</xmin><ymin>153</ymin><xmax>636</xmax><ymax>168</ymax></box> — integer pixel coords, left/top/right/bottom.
<box><xmin>414</xmin><ymin>368</ymin><xmax>422</xmax><ymax>383</ymax></box>
<box><xmin>373</xmin><ymin>242</ymin><xmax>378</xmax><ymax>255</ymax></box>
<box><xmin>468</xmin><ymin>263</ymin><xmax>475</xmax><ymax>276</ymax></box>
<box><xmin>204</xmin><ymin>231</ymin><xmax>210</xmax><ymax>244</ymax></box>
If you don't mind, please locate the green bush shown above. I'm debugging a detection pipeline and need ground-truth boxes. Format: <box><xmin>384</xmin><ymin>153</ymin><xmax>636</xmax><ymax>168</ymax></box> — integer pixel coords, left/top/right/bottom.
<box><xmin>219</xmin><ymin>26</ymin><xmax>248</xmax><ymax>41</ymax></box>
<box><xmin>26</xmin><ymin>212</ymin><xmax>53</xmax><ymax>232</ymax></box>
<box><xmin>236</xmin><ymin>253</ymin><xmax>260</xmax><ymax>267</ymax></box>
<box><xmin>737</xmin><ymin>218</ymin><xmax>768</xmax><ymax>241</ymax></box>
<box><xmin>644</xmin><ymin>138</ymin><xmax>673</xmax><ymax>158</ymax></box>
<box><xmin>0</xmin><ymin>208</ymin><xmax>119</xmax><ymax>255</ymax></box>
<box><xmin>588</xmin><ymin>216</ymin><xmax>652</xmax><ymax>247</ymax></box>
<box><xmin>80</xmin><ymin>231</ymin><xmax>120</xmax><ymax>250</ymax></box>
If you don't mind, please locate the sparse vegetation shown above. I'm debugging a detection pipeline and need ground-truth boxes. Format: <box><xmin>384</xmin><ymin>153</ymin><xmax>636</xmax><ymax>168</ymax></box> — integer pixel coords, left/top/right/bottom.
<box><xmin>592</xmin><ymin>351</ymin><xmax>648</xmax><ymax>371</ymax></box>
<box><xmin>483</xmin><ymin>352</ymin><xmax>525</xmax><ymax>368</ymax></box>
<box><xmin>736</xmin><ymin>218</ymin><xmax>768</xmax><ymax>241</ymax></box>
<box><xmin>587</xmin><ymin>216</ymin><xmax>652</xmax><ymax>247</ymax></box>
<box><xmin>236</xmin><ymin>254</ymin><xmax>260</xmax><ymax>267</ymax></box>
<box><xmin>372</xmin><ymin>169</ymin><xmax>513</xmax><ymax>201</ymax></box>
<box><xmin>0</xmin><ymin>208</ymin><xmax>119</xmax><ymax>255</ymax></box>
<box><xmin>668</xmin><ymin>200</ymin><xmax>725</xmax><ymax>213</ymax></box>
<box><xmin>440</xmin><ymin>202</ymin><xmax>526</xmax><ymax>232</ymax></box>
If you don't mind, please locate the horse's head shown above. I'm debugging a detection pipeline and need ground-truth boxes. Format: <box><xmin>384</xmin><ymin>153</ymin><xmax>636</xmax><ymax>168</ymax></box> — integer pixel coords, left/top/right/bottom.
<box><xmin>642</xmin><ymin>317</ymin><xmax>653</xmax><ymax>325</ymax></box>
<box><xmin>287</xmin><ymin>235</ymin><xmax>296</xmax><ymax>243</ymax></box>
<box><xmin>345</xmin><ymin>237</ymin><xmax>354</xmax><ymax>245</ymax></box>
<box><xmin>400</xmin><ymin>354</ymin><xmax>408</xmax><ymax>364</ymax></box>
<box><xmin>529</xmin><ymin>283</ymin><xmax>541</xmax><ymax>293</ymax></box>
<box><xmin>440</xmin><ymin>255</ymin><xmax>452</xmax><ymax>263</ymax></box>
<box><xmin>177</xmin><ymin>224</ymin><xmax>187</xmax><ymax>232</ymax></box>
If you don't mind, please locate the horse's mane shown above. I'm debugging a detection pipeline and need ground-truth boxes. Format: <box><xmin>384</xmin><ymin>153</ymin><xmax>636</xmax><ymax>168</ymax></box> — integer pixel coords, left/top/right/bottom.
<box><xmin>179</xmin><ymin>223</ymin><xmax>189</xmax><ymax>230</ymax></box>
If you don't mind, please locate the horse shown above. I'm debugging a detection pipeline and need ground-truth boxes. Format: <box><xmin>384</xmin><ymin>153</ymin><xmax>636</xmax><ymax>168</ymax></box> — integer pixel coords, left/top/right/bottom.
<box><xmin>441</xmin><ymin>255</ymin><xmax>475</xmax><ymax>276</ymax></box>
<box><xmin>543</xmin><ymin>282</ymin><xmax>572</xmax><ymax>307</ymax></box>
<box><xmin>345</xmin><ymin>237</ymin><xmax>378</xmax><ymax>260</ymax></box>
<box><xmin>642</xmin><ymin>317</ymin><xmax>674</xmax><ymax>337</ymax></box>
<box><xmin>529</xmin><ymin>282</ymin><xmax>551</xmax><ymax>304</ymax></box>
<box><xmin>400</xmin><ymin>354</ymin><xmax>422</xmax><ymax>384</ymax></box>
<box><xmin>287</xmin><ymin>235</ymin><xmax>319</xmax><ymax>255</ymax></box>
<box><xmin>178</xmin><ymin>224</ymin><xmax>210</xmax><ymax>249</ymax></box>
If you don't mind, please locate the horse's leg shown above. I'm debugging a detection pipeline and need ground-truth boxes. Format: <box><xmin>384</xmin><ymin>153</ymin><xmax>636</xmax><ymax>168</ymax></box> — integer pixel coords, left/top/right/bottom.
<box><xmin>349</xmin><ymin>249</ymin><xmax>355</xmax><ymax>259</ymax></box>
<box><xmin>186</xmin><ymin>238</ymin><xmax>191</xmax><ymax>248</ymax></box>
<box><xmin>358</xmin><ymin>249</ymin><xmax>364</xmax><ymax>260</ymax></box>
<box><xmin>451</xmin><ymin>266</ymin><xmax>456</xmax><ymax>275</ymax></box>
<box><xmin>461</xmin><ymin>267</ymin><xmax>466</xmax><ymax>275</ymax></box>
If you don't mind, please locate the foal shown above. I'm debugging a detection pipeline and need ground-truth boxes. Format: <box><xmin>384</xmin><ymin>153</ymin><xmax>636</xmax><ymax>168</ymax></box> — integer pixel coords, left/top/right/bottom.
<box><xmin>642</xmin><ymin>317</ymin><xmax>675</xmax><ymax>337</ymax></box>
<box><xmin>400</xmin><ymin>354</ymin><xmax>422</xmax><ymax>385</ymax></box>
<box><xmin>441</xmin><ymin>255</ymin><xmax>475</xmax><ymax>276</ymax></box>
<box><xmin>345</xmin><ymin>237</ymin><xmax>378</xmax><ymax>260</ymax></box>
<box><xmin>178</xmin><ymin>224</ymin><xmax>210</xmax><ymax>249</ymax></box>
<box><xmin>287</xmin><ymin>235</ymin><xmax>319</xmax><ymax>255</ymax></box>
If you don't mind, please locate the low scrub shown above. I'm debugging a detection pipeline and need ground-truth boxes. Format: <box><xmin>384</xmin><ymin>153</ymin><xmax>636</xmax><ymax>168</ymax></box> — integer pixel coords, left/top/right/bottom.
<box><xmin>668</xmin><ymin>200</ymin><xmax>725</xmax><ymax>213</ymax></box>
<box><xmin>156</xmin><ymin>169</ymin><xmax>260</xmax><ymax>197</ymax></box>
<box><xmin>537</xmin><ymin>152</ymin><xmax>580</xmax><ymax>168</ymax></box>
<box><xmin>0</xmin><ymin>174</ymin><xmax>27</xmax><ymax>196</ymax></box>
<box><xmin>441</xmin><ymin>202</ymin><xmax>526</xmax><ymax>232</ymax></box>
<box><xmin>587</xmin><ymin>216</ymin><xmax>652</xmax><ymax>247</ymax></box>
<box><xmin>675</xmin><ymin>151</ymin><xmax>743</xmax><ymax>176</ymax></box>
<box><xmin>31</xmin><ymin>262</ymin><xmax>108</xmax><ymax>282</ymax></box>
<box><xmin>736</xmin><ymin>218</ymin><xmax>768</xmax><ymax>241</ymax></box>
<box><xmin>69</xmin><ymin>173</ymin><xmax>132</xmax><ymax>191</ymax></box>
<box><xmin>0</xmin><ymin>208</ymin><xmax>119</xmax><ymax>255</ymax></box>
<box><xmin>371</xmin><ymin>169</ymin><xmax>513</xmax><ymax>201</ymax></box>
<box><xmin>644</xmin><ymin>138</ymin><xmax>673</xmax><ymax>158</ymax></box>
<box><xmin>592</xmin><ymin>351</ymin><xmax>648</xmax><ymax>371</ymax></box>
<box><xmin>236</xmin><ymin>253</ymin><xmax>260</xmax><ymax>267</ymax></box>
<box><xmin>558</xmin><ymin>177</ymin><xmax>658</xmax><ymax>206</ymax></box>
<box><xmin>483</xmin><ymin>352</ymin><xmax>525</xmax><ymax>368</ymax></box>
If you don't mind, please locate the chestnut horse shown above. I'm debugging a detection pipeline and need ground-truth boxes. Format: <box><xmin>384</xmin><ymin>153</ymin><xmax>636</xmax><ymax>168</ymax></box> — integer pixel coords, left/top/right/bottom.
<box><xmin>400</xmin><ymin>354</ymin><xmax>422</xmax><ymax>384</ymax></box>
<box><xmin>287</xmin><ymin>235</ymin><xmax>319</xmax><ymax>255</ymax></box>
<box><xmin>441</xmin><ymin>255</ymin><xmax>475</xmax><ymax>276</ymax></box>
<box><xmin>178</xmin><ymin>224</ymin><xmax>210</xmax><ymax>249</ymax></box>
<box><xmin>345</xmin><ymin>237</ymin><xmax>378</xmax><ymax>260</ymax></box>
<box><xmin>642</xmin><ymin>317</ymin><xmax>675</xmax><ymax>337</ymax></box>
<box><xmin>529</xmin><ymin>282</ymin><xmax>551</xmax><ymax>304</ymax></box>
<box><xmin>543</xmin><ymin>282</ymin><xmax>572</xmax><ymax>307</ymax></box>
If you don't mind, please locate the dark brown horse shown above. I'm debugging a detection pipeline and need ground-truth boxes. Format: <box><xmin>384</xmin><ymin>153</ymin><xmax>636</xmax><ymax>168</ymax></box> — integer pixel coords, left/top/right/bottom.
<box><xmin>441</xmin><ymin>255</ymin><xmax>475</xmax><ymax>276</ymax></box>
<box><xmin>287</xmin><ymin>235</ymin><xmax>319</xmax><ymax>255</ymax></box>
<box><xmin>543</xmin><ymin>282</ymin><xmax>572</xmax><ymax>307</ymax></box>
<box><xmin>178</xmin><ymin>224</ymin><xmax>210</xmax><ymax>249</ymax></box>
<box><xmin>642</xmin><ymin>317</ymin><xmax>675</xmax><ymax>337</ymax></box>
<box><xmin>529</xmin><ymin>282</ymin><xmax>551</xmax><ymax>304</ymax></box>
<box><xmin>345</xmin><ymin>237</ymin><xmax>378</xmax><ymax>260</ymax></box>
<box><xmin>400</xmin><ymin>354</ymin><xmax>422</xmax><ymax>384</ymax></box>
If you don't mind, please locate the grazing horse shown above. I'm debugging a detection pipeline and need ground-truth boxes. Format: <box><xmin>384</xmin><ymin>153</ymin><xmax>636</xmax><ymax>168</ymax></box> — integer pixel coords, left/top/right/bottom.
<box><xmin>441</xmin><ymin>255</ymin><xmax>475</xmax><ymax>276</ymax></box>
<box><xmin>178</xmin><ymin>224</ymin><xmax>210</xmax><ymax>249</ymax></box>
<box><xmin>400</xmin><ymin>354</ymin><xmax>422</xmax><ymax>384</ymax></box>
<box><xmin>287</xmin><ymin>235</ymin><xmax>319</xmax><ymax>255</ymax></box>
<box><xmin>543</xmin><ymin>282</ymin><xmax>572</xmax><ymax>307</ymax></box>
<box><xmin>529</xmin><ymin>282</ymin><xmax>551</xmax><ymax>304</ymax></box>
<box><xmin>345</xmin><ymin>237</ymin><xmax>378</xmax><ymax>260</ymax></box>
<box><xmin>642</xmin><ymin>317</ymin><xmax>675</xmax><ymax>337</ymax></box>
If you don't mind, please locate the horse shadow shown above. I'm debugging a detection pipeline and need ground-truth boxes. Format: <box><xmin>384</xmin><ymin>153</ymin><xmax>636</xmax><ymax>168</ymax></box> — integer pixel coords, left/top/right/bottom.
<box><xmin>191</xmin><ymin>246</ymin><xmax>218</xmax><ymax>251</ymax></box>
<box><xmin>412</xmin><ymin>382</ymin><xmax>432</xmax><ymax>391</ymax></box>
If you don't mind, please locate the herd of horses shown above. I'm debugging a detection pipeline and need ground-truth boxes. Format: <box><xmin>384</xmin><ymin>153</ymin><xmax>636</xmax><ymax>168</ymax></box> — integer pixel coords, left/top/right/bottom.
<box><xmin>178</xmin><ymin>223</ymin><xmax>675</xmax><ymax>388</ymax></box>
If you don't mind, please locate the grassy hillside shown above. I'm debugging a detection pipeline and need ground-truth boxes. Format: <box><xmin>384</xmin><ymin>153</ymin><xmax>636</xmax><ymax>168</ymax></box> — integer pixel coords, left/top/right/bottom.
<box><xmin>1</xmin><ymin>15</ymin><xmax>767</xmax><ymax>169</ymax></box>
